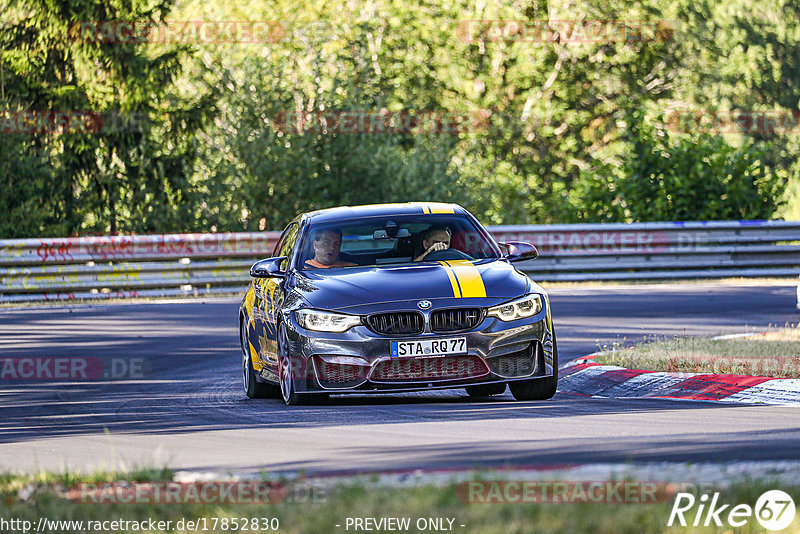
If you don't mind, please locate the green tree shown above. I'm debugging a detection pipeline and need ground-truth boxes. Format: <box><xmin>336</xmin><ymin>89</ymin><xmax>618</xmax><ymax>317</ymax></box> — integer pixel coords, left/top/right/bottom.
<box><xmin>3</xmin><ymin>0</ymin><xmax>799</xmax><ymax>237</ymax></box>
<box><xmin>0</xmin><ymin>109</ymin><xmax>65</xmax><ymax>237</ymax></box>
<box><xmin>0</xmin><ymin>0</ymin><xmax>211</xmax><ymax>236</ymax></box>
<box><xmin>184</xmin><ymin>1</ymin><xmax>472</xmax><ymax>230</ymax></box>
<box><xmin>591</xmin><ymin>112</ymin><xmax>784</xmax><ymax>221</ymax></box>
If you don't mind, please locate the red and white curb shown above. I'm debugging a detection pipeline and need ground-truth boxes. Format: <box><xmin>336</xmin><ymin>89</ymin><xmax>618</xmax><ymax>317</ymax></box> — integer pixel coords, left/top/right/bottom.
<box><xmin>559</xmin><ymin>353</ymin><xmax>800</xmax><ymax>406</ymax></box>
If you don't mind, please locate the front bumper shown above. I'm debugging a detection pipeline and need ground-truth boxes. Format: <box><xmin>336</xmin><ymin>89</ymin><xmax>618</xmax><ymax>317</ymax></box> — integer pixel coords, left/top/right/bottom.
<box><xmin>281</xmin><ymin>307</ymin><xmax>555</xmax><ymax>394</ymax></box>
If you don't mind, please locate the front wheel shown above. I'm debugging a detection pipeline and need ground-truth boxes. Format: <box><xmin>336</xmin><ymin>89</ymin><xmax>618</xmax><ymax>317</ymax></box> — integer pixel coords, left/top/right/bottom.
<box><xmin>278</xmin><ymin>324</ymin><xmax>328</xmax><ymax>406</ymax></box>
<box><xmin>509</xmin><ymin>337</ymin><xmax>558</xmax><ymax>401</ymax></box>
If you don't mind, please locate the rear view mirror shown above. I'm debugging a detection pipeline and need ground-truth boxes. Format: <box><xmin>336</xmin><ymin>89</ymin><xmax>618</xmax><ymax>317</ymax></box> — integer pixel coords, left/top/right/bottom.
<box><xmin>500</xmin><ymin>242</ymin><xmax>538</xmax><ymax>262</ymax></box>
<box><xmin>373</xmin><ymin>228</ymin><xmax>410</xmax><ymax>239</ymax></box>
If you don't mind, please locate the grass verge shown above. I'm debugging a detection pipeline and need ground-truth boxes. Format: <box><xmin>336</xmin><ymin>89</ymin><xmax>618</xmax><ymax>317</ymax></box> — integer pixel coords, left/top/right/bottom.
<box><xmin>594</xmin><ymin>325</ymin><xmax>800</xmax><ymax>378</ymax></box>
<box><xmin>1</xmin><ymin>469</ymin><xmax>799</xmax><ymax>533</ymax></box>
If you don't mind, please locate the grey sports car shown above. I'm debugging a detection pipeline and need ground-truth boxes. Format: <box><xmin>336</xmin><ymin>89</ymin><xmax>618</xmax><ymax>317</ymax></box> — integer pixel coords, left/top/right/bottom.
<box><xmin>239</xmin><ymin>202</ymin><xmax>557</xmax><ymax>405</ymax></box>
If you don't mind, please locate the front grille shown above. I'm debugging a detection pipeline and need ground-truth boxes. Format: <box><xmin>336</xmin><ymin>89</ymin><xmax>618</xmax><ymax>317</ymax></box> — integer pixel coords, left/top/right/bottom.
<box><xmin>370</xmin><ymin>355</ymin><xmax>489</xmax><ymax>382</ymax></box>
<box><xmin>430</xmin><ymin>308</ymin><xmax>482</xmax><ymax>332</ymax></box>
<box><xmin>313</xmin><ymin>357</ymin><xmax>368</xmax><ymax>389</ymax></box>
<box><xmin>487</xmin><ymin>342</ymin><xmax>539</xmax><ymax>377</ymax></box>
<box><xmin>366</xmin><ymin>312</ymin><xmax>423</xmax><ymax>335</ymax></box>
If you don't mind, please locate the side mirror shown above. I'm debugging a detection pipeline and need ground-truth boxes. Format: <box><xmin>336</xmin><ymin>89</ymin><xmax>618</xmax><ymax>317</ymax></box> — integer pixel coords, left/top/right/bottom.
<box><xmin>500</xmin><ymin>242</ymin><xmax>538</xmax><ymax>262</ymax></box>
<box><xmin>250</xmin><ymin>257</ymin><xmax>287</xmax><ymax>278</ymax></box>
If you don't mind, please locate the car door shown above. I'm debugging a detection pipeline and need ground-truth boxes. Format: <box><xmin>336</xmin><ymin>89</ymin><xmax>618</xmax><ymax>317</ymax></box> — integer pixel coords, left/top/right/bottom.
<box><xmin>252</xmin><ymin>222</ymin><xmax>299</xmax><ymax>381</ymax></box>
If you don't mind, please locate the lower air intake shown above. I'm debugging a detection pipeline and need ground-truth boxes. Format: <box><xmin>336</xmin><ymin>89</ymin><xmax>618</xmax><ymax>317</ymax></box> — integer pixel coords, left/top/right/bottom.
<box><xmin>313</xmin><ymin>357</ymin><xmax>368</xmax><ymax>388</ymax></box>
<box><xmin>487</xmin><ymin>342</ymin><xmax>539</xmax><ymax>377</ymax></box>
<box><xmin>370</xmin><ymin>355</ymin><xmax>489</xmax><ymax>382</ymax></box>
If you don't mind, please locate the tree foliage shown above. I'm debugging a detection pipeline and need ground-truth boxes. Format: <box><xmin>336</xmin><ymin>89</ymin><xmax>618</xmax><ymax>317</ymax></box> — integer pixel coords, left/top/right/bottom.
<box><xmin>0</xmin><ymin>0</ymin><xmax>211</xmax><ymax>237</ymax></box>
<box><xmin>574</xmin><ymin>112</ymin><xmax>783</xmax><ymax>221</ymax></box>
<box><xmin>1</xmin><ymin>0</ymin><xmax>797</xmax><ymax>237</ymax></box>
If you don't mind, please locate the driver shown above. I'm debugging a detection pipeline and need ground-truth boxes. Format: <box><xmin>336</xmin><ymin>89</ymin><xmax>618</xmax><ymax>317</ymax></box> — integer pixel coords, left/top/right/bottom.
<box><xmin>414</xmin><ymin>225</ymin><xmax>452</xmax><ymax>261</ymax></box>
<box><xmin>305</xmin><ymin>229</ymin><xmax>357</xmax><ymax>268</ymax></box>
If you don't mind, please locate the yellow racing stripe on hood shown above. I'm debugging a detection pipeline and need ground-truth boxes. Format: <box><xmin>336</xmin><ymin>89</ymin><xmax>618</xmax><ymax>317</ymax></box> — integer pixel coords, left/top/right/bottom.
<box><xmin>439</xmin><ymin>261</ymin><xmax>462</xmax><ymax>298</ymax></box>
<box><xmin>445</xmin><ymin>260</ymin><xmax>487</xmax><ymax>298</ymax></box>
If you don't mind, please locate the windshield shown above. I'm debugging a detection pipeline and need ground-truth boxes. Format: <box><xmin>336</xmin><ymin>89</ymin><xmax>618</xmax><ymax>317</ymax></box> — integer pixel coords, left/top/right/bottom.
<box><xmin>298</xmin><ymin>215</ymin><xmax>500</xmax><ymax>270</ymax></box>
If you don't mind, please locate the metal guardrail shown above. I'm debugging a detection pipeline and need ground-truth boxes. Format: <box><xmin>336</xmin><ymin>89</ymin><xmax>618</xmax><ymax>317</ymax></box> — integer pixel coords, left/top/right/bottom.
<box><xmin>1</xmin><ymin>221</ymin><xmax>799</xmax><ymax>302</ymax></box>
<box><xmin>0</xmin><ymin>233</ymin><xmax>279</xmax><ymax>302</ymax></box>
<box><xmin>492</xmin><ymin>220</ymin><xmax>800</xmax><ymax>281</ymax></box>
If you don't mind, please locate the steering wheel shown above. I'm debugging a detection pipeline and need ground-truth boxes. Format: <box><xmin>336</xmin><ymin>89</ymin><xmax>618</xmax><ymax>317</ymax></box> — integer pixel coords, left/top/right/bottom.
<box><xmin>424</xmin><ymin>248</ymin><xmax>473</xmax><ymax>261</ymax></box>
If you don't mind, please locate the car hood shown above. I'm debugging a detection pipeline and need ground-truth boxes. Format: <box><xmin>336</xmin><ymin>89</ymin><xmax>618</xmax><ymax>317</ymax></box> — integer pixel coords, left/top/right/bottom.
<box><xmin>293</xmin><ymin>260</ymin><xmax>532</xmax><ymax>313</ymax></box>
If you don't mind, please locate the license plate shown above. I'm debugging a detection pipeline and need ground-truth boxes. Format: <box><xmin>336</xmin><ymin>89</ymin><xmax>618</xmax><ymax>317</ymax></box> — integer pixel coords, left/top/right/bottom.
<box><xmin>390</xmin><ymin>337</ymin><xmax>467</xmax><ymax>358</ymax></box>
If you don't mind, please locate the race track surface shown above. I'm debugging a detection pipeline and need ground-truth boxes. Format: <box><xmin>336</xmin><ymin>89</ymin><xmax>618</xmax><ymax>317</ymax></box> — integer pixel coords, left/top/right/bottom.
<box><xmin>1</xmin><ymin>282</ymin><xmax>798</xmax><ymax>476</ymax></box>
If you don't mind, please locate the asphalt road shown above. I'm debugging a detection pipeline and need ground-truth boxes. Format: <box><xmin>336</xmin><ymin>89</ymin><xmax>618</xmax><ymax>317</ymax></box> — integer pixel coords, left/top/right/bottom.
<box><xmin>0</xmin><ymin>282</ymin><xmax>798</xmax><ymax>476</ymax></box>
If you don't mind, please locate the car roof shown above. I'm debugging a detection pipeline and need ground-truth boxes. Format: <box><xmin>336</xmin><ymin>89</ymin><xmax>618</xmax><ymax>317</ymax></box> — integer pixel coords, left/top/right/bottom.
<box><xmin>301</xmin><ymin>203</ymin><xmax>468</xmax><ymax>224</ymax></box>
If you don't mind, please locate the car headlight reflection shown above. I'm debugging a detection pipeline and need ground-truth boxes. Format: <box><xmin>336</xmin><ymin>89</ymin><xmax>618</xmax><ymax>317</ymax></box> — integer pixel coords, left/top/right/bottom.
<box><xmin>295</xmin><ymin>309</ymin><xmax>362</xmax><ymax>332</ymax></box>
<box><xmin>487</xmin><ymin>294</ymin><xmax>543</xmax><ymax>321</ymax></box>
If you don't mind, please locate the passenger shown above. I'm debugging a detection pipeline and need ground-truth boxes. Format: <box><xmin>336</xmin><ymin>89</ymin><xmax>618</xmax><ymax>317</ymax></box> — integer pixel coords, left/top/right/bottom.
<box><xmin>414</xmin><ymin>225</ymin><xmax>452</xmax><ymax>261</ymax></box>
<box><xmin>305</xmin><ymin>229</ymin><xmax>357</xmax><ymax>268</ymax></box>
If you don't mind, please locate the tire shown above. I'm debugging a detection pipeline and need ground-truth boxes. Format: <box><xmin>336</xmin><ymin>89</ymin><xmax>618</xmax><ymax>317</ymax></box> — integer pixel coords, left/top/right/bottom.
<box><xmin>465</xmin><ymin>383</ymin><xmax>507</xmax><ymax>397</ymax></box>
<box><xmin>241</xmin><ymin>321</ymin><xmax>273</xmax><ymax>399</ymax></box>
<box><xmin>278</xmin><ymin>324</ymin><xmax>328</xmax><ymax>406</ymax></box>
<box><xmin>509</xmin><ymin>336</ymin><xmax>559</xmax><ymax>401</ymax></box>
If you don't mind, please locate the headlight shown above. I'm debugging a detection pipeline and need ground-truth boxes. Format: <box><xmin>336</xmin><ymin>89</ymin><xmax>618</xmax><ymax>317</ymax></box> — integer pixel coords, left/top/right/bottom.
<box><xmin>487</xmin><ymin>294</ymin><xmax>543</xmax><ymax>321</ymax></box>
<box><xmin>295</xmin><ymin>309</ymin><xmax>362</xmax><ymax>332</ymax></box>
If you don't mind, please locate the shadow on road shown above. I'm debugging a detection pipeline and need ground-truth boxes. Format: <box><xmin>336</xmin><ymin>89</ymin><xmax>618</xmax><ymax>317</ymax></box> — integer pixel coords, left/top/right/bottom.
<box><xmin>0</xmin><ymin>376</ymin><xmax>770</xmax><ymax>445</ymax></box>
<box><xmin>213</xmin><ymin>426</ymin><xmax>800</xmax><ymax>476</ymax></box>
<box><xmin>1</xmin><ymin>288</ymin><xmax>797</xmax><ymax>448</ymax></box>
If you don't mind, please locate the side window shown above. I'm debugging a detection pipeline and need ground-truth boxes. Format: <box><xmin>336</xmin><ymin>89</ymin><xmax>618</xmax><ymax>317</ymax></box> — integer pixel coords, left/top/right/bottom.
<box><xmin>277</xmin><ymin>223</ymin><xmax>299</xmax><ymax>270</ymax></box>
